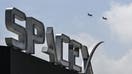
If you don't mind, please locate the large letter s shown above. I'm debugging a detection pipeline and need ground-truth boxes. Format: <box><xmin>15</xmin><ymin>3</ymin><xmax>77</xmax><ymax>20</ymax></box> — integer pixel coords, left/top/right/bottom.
<box><xmin>5</xmin><ymin>7</ymin><xmax>27</xmax><ymax>50</ymax></box>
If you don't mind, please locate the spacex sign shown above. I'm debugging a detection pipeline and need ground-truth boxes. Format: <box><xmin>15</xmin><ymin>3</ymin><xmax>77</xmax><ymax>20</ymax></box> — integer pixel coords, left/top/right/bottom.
<box><xmin>5</xmin><ymin>7</ymin><xmax>103</xmax><ymax>74</ymax></box>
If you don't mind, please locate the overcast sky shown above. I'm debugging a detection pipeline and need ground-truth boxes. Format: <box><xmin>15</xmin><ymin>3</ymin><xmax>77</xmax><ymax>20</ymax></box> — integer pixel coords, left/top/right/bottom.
<box><xmin>0</xmin><ymin>0</ymin><xmax>132</xmax><ymax>74</ymax></box>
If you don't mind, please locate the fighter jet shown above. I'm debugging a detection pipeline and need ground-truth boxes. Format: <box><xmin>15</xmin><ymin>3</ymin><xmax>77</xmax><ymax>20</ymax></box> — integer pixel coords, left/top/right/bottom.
<box><xmin>102</xmin><ymin>17</ymin><xmax>107</xmax><ymax>20</ymax></box>
<box><xmin>88</xmin><ymin>13</ymin><xmax>93</xmax><ymax>16</ymax></box>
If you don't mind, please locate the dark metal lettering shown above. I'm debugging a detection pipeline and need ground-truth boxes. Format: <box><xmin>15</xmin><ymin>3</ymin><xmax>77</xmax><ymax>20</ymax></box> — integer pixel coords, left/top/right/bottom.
<box><xmin>42</xmin><ymin>27</ymin><xmax>57</xmax><ymax>63</ymax></box>
<box><xmin>56</xmin><ymin>34</ymin><xmax>70</xmax><ymax>67</ymax></box>
<box><xmin>5</xmin><ymin>7</ymin><xmax>27</xmax><ymax>50</ymax></box>
<box><xmin>81</xmin><ymin>46</ymin><xmax>93</xmax><ymax>74</ymax></box>
<box><xmin>4</xmin><ymin>7</ymin><xmax>103</xmax><ymax>73</ymax></box>
<box><xmin>26</xmin><ymin>17</ymin><xmax>45</xmax><ymax>54</ymax></box>
<box><xmin>69</xmin><ymin>40</ymin><xmax>82</xmax><ymax>72</ymax></box>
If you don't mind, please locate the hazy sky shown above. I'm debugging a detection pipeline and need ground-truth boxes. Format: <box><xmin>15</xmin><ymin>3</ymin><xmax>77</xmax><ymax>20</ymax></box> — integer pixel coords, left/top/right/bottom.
<box><xmin>0</xmin><ymin>0</ymin><xmax>132</xmax><ymax>74</ymax></box>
